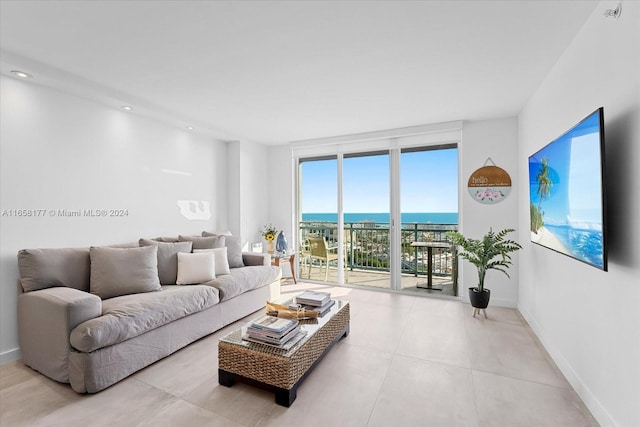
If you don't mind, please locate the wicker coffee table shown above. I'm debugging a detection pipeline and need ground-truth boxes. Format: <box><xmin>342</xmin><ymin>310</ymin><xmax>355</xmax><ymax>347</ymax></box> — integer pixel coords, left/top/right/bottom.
<box><xmin>218</xmin><ymin>300</ymin><xmax>350</xmax><ymax>407</ymax></box>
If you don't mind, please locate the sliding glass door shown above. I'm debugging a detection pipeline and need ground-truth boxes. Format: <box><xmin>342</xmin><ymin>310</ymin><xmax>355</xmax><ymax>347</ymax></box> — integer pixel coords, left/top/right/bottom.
<box><xmin>400</xmin><ymin>146</ymin><xmax>459</xmax><ymax>295</ymax></box>
<box><xmin>343</xmin><ymin>152</ymin><xmax>391</xmax><ymax>288</ymax></box>
<box><xmin>298</xmin><ymin>157</ymin><xmax>339</xmax><ymax>283</ymax></box>
<box><xmin>297</xmin><ymin>145</ymin><xmax>458</xmax><ymax>294</ymax></box>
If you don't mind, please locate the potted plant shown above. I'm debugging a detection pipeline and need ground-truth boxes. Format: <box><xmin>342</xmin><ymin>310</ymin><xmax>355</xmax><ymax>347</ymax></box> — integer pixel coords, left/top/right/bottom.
<box><xmin>446</xmin><ymin>228</ymin><xmax>522</xmax><ymax>312</ymax></box>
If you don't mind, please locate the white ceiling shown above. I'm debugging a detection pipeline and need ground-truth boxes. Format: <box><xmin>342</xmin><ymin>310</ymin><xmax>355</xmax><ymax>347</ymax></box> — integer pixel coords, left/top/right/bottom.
<box><xmin>0</xmin><ymin>1</ymin><xmax>598</xmax><ymax>145</ymax></box>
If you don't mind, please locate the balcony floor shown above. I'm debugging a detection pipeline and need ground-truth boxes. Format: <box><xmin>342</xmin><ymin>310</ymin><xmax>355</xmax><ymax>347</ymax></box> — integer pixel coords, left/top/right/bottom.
<box><xmin>291</xmin><ymin>264</ymin><xmax>457</xmax><ymax>297</ymax></box>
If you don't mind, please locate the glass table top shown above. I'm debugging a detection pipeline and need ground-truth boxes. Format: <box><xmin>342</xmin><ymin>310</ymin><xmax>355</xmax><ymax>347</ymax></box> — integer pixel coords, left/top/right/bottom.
<box><xmin>220</xmin><ymin>298</ymin><xmax>348</xmax><ymax>358</ymax></box>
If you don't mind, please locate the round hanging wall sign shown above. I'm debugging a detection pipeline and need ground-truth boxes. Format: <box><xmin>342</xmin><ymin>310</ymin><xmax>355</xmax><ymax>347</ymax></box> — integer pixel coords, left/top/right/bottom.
<box><xmin>468</xmin><ymin>158</ymin><xmax>512</xmax><ymax>204</ymax></box>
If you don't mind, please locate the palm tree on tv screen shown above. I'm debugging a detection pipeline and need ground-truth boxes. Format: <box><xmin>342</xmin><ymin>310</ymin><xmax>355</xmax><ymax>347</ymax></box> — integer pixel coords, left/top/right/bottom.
<box><xmin>534</xmin><ymin>157</ymin><xmax>552</xmax><ymax>233</ymax></box>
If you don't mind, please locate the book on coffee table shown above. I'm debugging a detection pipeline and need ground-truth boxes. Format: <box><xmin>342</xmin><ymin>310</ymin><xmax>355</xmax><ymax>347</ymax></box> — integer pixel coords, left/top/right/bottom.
<box><xmin>242</xmin><ymin>330</ymin><xmax>308</xmax><ymax>350</ymax></box>
<box><xmin>247</xmin><ymin>324</ymin><xmax>300</xmax><ymax>345</ymax></box>
<box><xmin>249</xmin><ymin>315</ymin><xmax>298</xmax><ymax>334</ymax></box>
<box><xmin>290</xmin><ymin>299</ymin><xmax>336</xmax><ymax>316</ymax></box>
<box><xmin>295</xmin><ymin>290</ymin><xmax>331</xmax><ymax>307</ymax></box>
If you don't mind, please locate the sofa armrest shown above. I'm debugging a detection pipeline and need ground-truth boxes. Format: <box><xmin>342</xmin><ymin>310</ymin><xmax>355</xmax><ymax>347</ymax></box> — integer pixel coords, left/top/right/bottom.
<box><xmin>18</xmin><ymin>287</ymin><xmax>102</xmax><ymax>383</ymax></box>
<box><xmin>242</xmin><ymin>252</ymin><xmax>271</xmax><ymax>267</ymax></box>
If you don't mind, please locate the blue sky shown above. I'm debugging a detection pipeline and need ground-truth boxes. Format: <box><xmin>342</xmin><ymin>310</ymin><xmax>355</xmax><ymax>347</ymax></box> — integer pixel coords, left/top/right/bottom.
<box><xmin>300</xmin><ymin>148</ymin><xmax>458</xmax><ymax>213</ymax></box>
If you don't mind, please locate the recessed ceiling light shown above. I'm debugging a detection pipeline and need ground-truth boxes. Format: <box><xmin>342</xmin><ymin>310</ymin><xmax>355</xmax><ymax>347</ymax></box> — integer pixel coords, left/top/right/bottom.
<box><xmin>121</xmin><ymin>105</ymin><xmax>133</xmax><ymax>111</ymax></box>
<box><xmin>11</xmin><ymin>70</ymin><xmax>33</xmax><ymax>79</ymax></box>
<box><xmin>186</xmin><ymin>126</ymin><xmax>194</xmax><ymax>131</ymax></box>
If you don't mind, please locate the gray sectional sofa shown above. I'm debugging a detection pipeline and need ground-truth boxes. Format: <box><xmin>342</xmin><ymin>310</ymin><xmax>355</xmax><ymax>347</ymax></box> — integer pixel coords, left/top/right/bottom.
<box><xmin>17</xmin><ymin>232</ymin><xmax>281</xmax><ymax>393</ymax></box>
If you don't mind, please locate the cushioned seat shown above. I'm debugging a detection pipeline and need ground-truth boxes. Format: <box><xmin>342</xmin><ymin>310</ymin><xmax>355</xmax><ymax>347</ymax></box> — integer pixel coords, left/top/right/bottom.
<box><xmin>18</xmin><ymin>236</ymin><xmax>281</xmax><ymax>394</ymax></box>
<box><xmin>70</xmin><ymin>285</ymin><xmax>219</xmax><ymax>352</ymax></box>
<box><xmin>202</xmin><ymin>266</ymin><xmax>281</xmax><ymax>301</ymax></box>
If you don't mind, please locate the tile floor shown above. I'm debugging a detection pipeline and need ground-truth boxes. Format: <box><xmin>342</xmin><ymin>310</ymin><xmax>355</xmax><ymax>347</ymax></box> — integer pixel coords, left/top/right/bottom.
<box><xmin>0</xmin><ymin>283</ymin><xmax>599</xmax><ymax>427</ymax></box>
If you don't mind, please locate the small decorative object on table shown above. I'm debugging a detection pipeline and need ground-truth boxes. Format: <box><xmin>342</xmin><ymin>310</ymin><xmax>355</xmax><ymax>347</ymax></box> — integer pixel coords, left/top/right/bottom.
<box><xmin>266</xmin><ymin>301</ymin><xmax>318</xmax><ymax>320</ymax></box>
<box><xmin>261</xmin><ymin>224</ymin><xmax>278</xmax><ymax>254</ymax></box>
<box><xmin>276</xmin><ymin>230</ymin><xmax>288</xmax><ymax>254</ymax></box>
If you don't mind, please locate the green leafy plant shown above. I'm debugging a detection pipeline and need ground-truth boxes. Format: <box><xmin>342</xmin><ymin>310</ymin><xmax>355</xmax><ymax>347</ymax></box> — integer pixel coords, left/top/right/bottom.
<box><xmin>446</xmin><ymin>228</ymin><xmax>522</xmax><ymax>292</ymax></box>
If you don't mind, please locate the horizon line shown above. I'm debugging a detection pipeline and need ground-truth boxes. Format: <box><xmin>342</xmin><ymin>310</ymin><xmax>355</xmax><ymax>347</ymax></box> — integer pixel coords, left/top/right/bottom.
<box><xmin>302</xmin><ymin>211</ymin><xmax>458</xmax><ymax>214</ymax></box>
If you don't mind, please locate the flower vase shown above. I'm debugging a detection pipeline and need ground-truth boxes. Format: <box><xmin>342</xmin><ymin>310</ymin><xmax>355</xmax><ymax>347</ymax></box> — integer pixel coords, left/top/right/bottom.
<box><xmin>266</xmin><ymin>240</ymin><xmax>275</xmax><ymax>254</ymax></box>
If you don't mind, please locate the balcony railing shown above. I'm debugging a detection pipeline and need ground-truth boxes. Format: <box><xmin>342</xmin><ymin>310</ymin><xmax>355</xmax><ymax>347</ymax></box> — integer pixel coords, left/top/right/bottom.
<box><xmin>299</xmin><ymin>221</ymin><xmax>458</xmax><ymax>281</ymax></box>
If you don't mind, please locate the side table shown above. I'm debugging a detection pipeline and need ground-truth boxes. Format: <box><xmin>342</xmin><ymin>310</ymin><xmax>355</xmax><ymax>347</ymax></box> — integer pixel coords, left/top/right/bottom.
<box><xmin>272</xmin><ymin>253</ymin><xmax>297</xmax><ymax>284</ymax></box>
<box><xmin>410</xmin><ymin>241</ymin><xmax>451</xmax><ymax>290</ymax></box>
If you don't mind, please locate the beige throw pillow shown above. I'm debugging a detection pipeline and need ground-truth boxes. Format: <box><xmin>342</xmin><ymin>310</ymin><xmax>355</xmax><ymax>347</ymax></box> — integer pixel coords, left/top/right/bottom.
<box><xmin>176</xmin><ymin>252</ymin><xmax>216</xmax><ymax>285</ymax></box>
<box><xmin>194</xmin><ymin>247</ymin><xmax>230</xmax><ymax>275</ymax></box>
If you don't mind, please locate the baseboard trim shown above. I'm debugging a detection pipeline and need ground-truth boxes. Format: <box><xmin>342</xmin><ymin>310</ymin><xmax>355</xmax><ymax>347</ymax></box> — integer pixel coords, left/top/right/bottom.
<box><xmin>518</xmin><ymin>304</ymin><xmax>617</xmax><ymax>427</ymax></box>
<box><xmin>0</xmin><ymin>348</ymin><xmax>21</xmax><ymax>365</ymax></box>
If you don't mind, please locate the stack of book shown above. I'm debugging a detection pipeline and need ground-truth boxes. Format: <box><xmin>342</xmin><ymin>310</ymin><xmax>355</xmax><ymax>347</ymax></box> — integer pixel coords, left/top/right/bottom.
<box><xmin>293</xmin><ymin>291</ymin><xmax>335</xmax><ymax>316</ymax></box>
<box><xmin>296</xmin><ymin>290</ymin><xmax>331</xmax><ymax>306</ymax></box>
<box><xmin>245</xmin><ymin>315</ymin><xmax>302</xmax><ymax>347</ymax></box>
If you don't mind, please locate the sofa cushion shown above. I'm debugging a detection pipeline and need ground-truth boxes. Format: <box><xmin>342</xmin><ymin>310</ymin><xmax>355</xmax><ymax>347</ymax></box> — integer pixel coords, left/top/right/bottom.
<box><xmin>18</xmin><ymin>247</ymin><xmax>91</xmax><ymax>292</ymax></box>
<box><xmin>176</xmin><ymin>252</ymin><xmax>216</xmax><ymax>285</ymax></box>
<box><xmin>201</xmin><ymin>265</ymin><xmax>280</xmax><ymax>301</ymax></box>
<box><xmin>178</xmin><ymin>235</ymin><xmax>225</xmax><ymax>250</ymax></box>
<box><xmin>70</xmin><ymin>285</ymin><xmax>220</xmax><ymax>352</ymax></box>
<box><xmin>139</xmin><ymin>239</ymin><xmax>192</xmax><ymax>285</ymax></box>
<box><xmin>90</xmin><ymin>246</ymin><xmax>161</xmax><ymax>299</ymax></box>
<box><xmin>242</xmin><ymin>252</ymin><xmax>270</xmax><ymax>267</ymax></box>
<box><xmin>202</xmin><ymin>232</ymin><xmax>244</xmax><ymax>268</ymax></box>
<box><xmin>194</xmin><ymin>248</ymin><xmax>230</xmax><ymax>276</ymax></box>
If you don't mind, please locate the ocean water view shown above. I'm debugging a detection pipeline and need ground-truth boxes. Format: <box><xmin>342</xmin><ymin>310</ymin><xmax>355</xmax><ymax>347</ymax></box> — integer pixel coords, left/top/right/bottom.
<box><xmin>302</xmin><ymin>212</ymin><xmax>458</xmax><ymax>224</ymax></box>
<box><xmin>545</xmin><ymin>224</ymin><xmax>604</xmax><ymax>269</ymax></box>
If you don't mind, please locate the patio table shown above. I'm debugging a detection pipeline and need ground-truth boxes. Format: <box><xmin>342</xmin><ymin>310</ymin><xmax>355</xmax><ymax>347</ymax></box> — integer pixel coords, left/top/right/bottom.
<box><xmin>410</xmin><ymin>241</ymin><xmax>452</xmax><ymax>290</ymax></box>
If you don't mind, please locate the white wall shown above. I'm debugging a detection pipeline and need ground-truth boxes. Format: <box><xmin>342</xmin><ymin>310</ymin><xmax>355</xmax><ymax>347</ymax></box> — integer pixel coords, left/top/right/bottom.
<box><xmin>459</xmin><ymin>118</ymin><xmax>520</xmax><ymax>307</ymax></box>
<box><xmin>269</xmin><ymin>145</ymin><xmax>295</xmax><ymax>245</ymax></box>
<box><xmin>226</xmin><ymin>140</ymin><xmax>271</xmax><ymax>250</ymax></box>
<box><xmin>517</xmin><ymin>2</ymin><xmax>640</xmax><ymax>426</ymax></box>
<box><xmin>267</xmin><ymin>145</ymin><xmax>295</xmax><ymax>277</ymax></box>
<box><xmin>0</xmin><ymin>76</ymin><xmax>227</xmax><ymax>362</ymax></box>
<box><xmin>241</xmin><ymin>140</ymin><xmax>271</xmax><ymax>247</ymax></box>
<box><xmin>226</xmin><ymin>142</ymin><xmax>241</xmax><ymax>235</ymax></box>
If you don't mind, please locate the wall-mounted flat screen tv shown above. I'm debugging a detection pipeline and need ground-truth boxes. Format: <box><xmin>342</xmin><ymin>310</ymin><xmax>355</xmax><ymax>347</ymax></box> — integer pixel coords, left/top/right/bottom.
<box><xmin>528</xmin><ymin>107</ymin><xmax>607</xmax><ymax>271</ymax></box>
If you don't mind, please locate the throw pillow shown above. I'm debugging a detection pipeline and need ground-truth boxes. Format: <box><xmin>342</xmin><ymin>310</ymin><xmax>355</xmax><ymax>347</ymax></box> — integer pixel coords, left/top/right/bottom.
<box><xmin>90</xmin><ymin>245</ymin><xmax>161</xmax><ymax>299</ymax></box>
<box><xmin>178</xmin><ymin>235</ymin><xmax>225</xmax><ymax>250</ymax></box>
<box><xmin>18</xmin><ymin>247</ymin><xmax>91</xmax><ymax>293</ymax></box>
<box><xmin>176</xmin><ymin>252</ymin><xmax>216</xmax><ymax>285</ymax></box>
<box><xmin>202</xmin><ymin>232</ymin><xmax>244</xmax><ymax>268</ymax></box>
<box><xmin>194</xmin><ymin>247</ymin><xmax>230</xmax><ymax>275</ymax></box>
<box><xmin>153</xmin><ymin>236</ymin><xmax>180</xmax><ymax>243</ymax></box>
<box><xmin>139</xmin><ymin>238</ymin><xmax>193</xmax><ymax>285</ymax></box>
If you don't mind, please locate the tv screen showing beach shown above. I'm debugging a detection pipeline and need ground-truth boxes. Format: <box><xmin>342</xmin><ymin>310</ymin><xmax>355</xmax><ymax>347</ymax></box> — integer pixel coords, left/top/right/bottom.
<box><xmin>528</xmin><ymin>108</ymin><xmax>607</xmax><ymax>270</ymax></box>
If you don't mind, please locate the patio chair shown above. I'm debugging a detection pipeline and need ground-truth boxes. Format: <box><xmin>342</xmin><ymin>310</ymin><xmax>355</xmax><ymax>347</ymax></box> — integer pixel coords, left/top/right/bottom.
<box><xmin>298</xmin><ymin>241</ymin><xmax>311</xmax><ymax>274</ymax></box>
<box><xmin>306</xmin><ymin>236</ymin><xmax>343</xmax><ymax>281</ymax></box>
